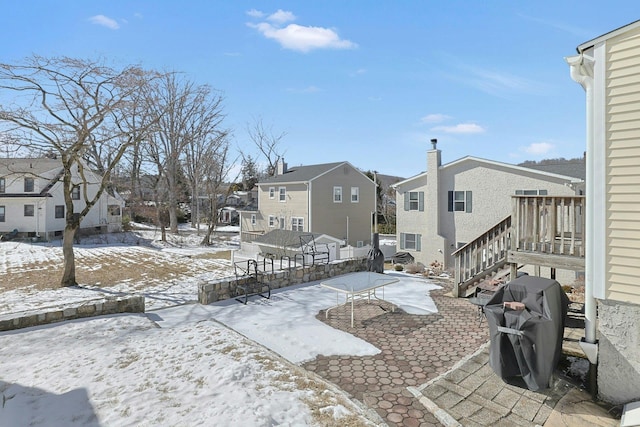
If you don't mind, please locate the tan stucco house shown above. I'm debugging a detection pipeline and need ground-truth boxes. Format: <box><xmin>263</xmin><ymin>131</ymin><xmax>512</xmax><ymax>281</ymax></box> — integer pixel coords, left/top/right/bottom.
<box><xmin>0</xmin><ymin>158</ymin><xmax>123</xmax><ymax>241</ymax></box>
<box><xmin>239</xmin><ymin>160</ymin><xmax>376</xmax><ymax>249</ymax></box>
<box><xmin>392</xmin><ymin>142</ymin><xmax>584</xmax><ymax>270</ymax></box>
<box><xmin>567</xmin><ymin>19</ymin><xmax>640</xmax><ymax>406</ymax></box>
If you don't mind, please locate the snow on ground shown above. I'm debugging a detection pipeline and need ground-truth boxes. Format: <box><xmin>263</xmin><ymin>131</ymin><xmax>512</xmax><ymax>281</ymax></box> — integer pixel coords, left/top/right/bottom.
<box><xmin>0</xmin><ymin>227</ymin><xmax>442</xmax><ymax>426</ymax></box>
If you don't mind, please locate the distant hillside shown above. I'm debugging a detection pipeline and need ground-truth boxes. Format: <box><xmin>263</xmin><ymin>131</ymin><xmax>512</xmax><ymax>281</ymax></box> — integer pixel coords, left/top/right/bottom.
<box><xmin>518</xmin><ymin>156</ymin><xmax>586</xmax><ymax>180</ymax></box>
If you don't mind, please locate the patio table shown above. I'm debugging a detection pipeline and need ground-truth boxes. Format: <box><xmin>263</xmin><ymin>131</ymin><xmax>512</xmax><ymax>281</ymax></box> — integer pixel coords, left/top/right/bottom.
<box><xmin>320</xmin><ymin>271</ymin><xmax>399</xmax><ymax>327</ymax></box>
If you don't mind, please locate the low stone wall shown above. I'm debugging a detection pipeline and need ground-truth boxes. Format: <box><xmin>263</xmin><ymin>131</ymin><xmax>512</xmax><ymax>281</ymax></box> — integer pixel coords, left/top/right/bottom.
<box><xmin>0</xmin><ymin>295</ymin><xmax>145</xmax><ymax>332</ymax></box>
<box><xmin>198</xmin><ymin>258</ymin><xmax>367</xmax><ymax>305</ymax></box>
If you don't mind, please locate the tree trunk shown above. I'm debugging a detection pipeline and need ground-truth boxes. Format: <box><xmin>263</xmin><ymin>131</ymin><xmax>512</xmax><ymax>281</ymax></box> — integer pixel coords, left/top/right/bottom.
<box><xmin>60</xmin><ymin>225</ymin><xmax>79</xmax><ymax>287</ymax></box>
<box><xmin>201</xmin><ymin>223</ymin><xmax>214</xmax><ymax>246</ymax></box>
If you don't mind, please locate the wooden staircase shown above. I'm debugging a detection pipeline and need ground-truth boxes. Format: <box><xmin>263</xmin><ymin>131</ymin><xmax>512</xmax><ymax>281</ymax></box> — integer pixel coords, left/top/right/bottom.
<box><xmin>453</xmin><ymin>216</ymin><xmax>512</xmax><ymax>297</ymax></box>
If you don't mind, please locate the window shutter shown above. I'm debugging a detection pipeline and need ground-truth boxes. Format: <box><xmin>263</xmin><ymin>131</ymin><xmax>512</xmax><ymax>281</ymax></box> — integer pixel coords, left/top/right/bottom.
<box><xmin>466</xmin><ymin>191</ymin><xmax>472</xmax><ymax>213</ymax></box>
<box><xmin>404</xmin><ymin>193</ymin><xmax>410</xmax><ymax>211</ymax></box>
<box><xmin>416</xmin><ymin>234</ymin><xmax>421</xmax><ymax>251</ymax></box>
<box><xmin>448</xmin><ymin>191</ymin><xmax>453</xmax><ymax>212</ymax></box>
<box><xmin>419</xmin><ymin>192</ymin><xmax>424</xmax><ymax>211</ymax></box>
<box><xmin>400</xmin><ymin>233</ymin><xmax>405</xmax><ymax>249</ymax></box>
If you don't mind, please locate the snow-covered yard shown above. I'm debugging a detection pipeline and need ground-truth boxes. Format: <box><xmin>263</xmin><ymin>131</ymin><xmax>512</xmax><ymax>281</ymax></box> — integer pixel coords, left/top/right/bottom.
<box><xmin>0</xmin><ymin>227</ymin><xmax>441</xmax><ymax>426</ymax></box>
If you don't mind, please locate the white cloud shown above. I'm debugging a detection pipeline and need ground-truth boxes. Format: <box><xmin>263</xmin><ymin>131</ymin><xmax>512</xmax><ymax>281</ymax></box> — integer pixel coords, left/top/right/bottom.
<box><xmin>89</xmin><ymin>14</ymin><xmax>120</xmax><ymax>30</ymax></box>
<box><xmin>268</xmin><ymin>9</ymin><xmax>296</xmax><ymax>24</ymax></box>
<box><xmin>431</xmin><ymin>123</ymin><xmax>485</xmax><ymax>134</ymax></box>
<box><xmin>246</xmin><ymin>9</ymin><xmax>264</xmax><ymax>18</ymax></box>
<box><xmin>523</xmin><ymin>142</ymin><xmax>554</xmax><ymax>155</ymax></box>
<box><xmin>421</xmin><ymin>114</ymin><xmax>451</xmax><ymax>124</ymax></box>
<box><xmin>247</xmin><ymin>15</ymin><xmax>357</xmax><ymax>53</ymax></box>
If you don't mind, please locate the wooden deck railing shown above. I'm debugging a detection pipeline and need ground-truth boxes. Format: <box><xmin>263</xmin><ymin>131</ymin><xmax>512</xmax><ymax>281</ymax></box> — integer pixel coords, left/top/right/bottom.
<box><xmin>510</xmin><ymin>195</ymin><xmax>585</xmax><ymax>256</ymax></box>
<box><xmin>453</xmin><ymin>216</ymin><xmax>512</xmax><ymax>297</ymax></box>
<box><xmin>452</xmin><ymin>195</ymin><xmax>586</xmax><ymax>297</ymax></box>
<box><xmin>508</xmin><ymin>195</ymin><xmax>585</xmax><ymax>271</ymax></box>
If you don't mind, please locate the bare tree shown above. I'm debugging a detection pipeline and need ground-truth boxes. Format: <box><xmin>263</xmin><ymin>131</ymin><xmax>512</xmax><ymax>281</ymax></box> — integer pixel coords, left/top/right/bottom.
<box><xmin>181</xmin><ymin>87</ymin><xmax>228</xmax><ymax>233</ymax></box>
<box><xmin>0</xmin><ymin>55</ymin><xmax>160</xmax><ymax>286</ymax></box>
<box><xmin>244</xmin><ymin>117</ymin><xmax>286</xmax><ymax>177</ymax></box>
<box><xmin>143</xmin><ymin>73</ymin><xmax>227</xmax><ymax>234</ymax></box>
<box><xmin>200</xmin><ymin>142</ymin><xmax>235</xmax><ymax>245</ymax></box>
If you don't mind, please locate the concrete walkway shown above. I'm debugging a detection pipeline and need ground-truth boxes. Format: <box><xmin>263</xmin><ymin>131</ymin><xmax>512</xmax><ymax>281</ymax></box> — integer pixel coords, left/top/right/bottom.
<box><xmin>304</xmin><ymin>278</ymin><xmax>620</xmax><ymax>427</ymax></box>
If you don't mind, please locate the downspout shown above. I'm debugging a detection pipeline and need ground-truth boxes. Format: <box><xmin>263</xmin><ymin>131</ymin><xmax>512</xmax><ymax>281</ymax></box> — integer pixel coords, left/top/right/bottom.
<box><xmin>566</xmin><ymin>53</ymin><xmax>598</xmax><ymax>364</ymax></box>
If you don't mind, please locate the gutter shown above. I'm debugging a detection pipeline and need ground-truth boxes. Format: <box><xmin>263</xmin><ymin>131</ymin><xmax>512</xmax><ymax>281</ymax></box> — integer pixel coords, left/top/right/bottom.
<box><xmin>566</xmin><ymin>53</ymin><xmax>598</xmax><ymax>364</ymax></box>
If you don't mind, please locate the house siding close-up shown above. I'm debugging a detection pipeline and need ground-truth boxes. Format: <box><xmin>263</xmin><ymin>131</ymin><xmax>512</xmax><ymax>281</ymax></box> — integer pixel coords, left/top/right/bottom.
<box><xmin>568</xmin><ymin>19</ymin><xmax>640</xmax><ymax>406</ymax></box>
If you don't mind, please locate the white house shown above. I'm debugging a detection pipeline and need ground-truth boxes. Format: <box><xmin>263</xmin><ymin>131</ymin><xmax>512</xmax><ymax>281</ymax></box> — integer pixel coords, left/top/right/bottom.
<box><xmin>567</xmin><ymin>19</ymin><xmax>640</xmax><ymax>406</ymax></box>
<box><xmin>0</xmin><ymin>158</ymin><xmax>123</xmax><ymax>241</ymax></box>
<box><xmin>392</xmin><ymin>141</ymin><xmax>584</xmax><ymax>270</ymax></box>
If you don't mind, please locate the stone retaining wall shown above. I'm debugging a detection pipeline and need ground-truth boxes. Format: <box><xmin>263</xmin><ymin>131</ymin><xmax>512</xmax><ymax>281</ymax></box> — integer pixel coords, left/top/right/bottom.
<box><xmin>198</xmin><ymin>258</ymin><xmax>367</xmax><ymax>305</ymax></box>
<box><xmin>0</xmin><ymin>295</ymin><xmax>145</xmax><ymax>332</ymax></box>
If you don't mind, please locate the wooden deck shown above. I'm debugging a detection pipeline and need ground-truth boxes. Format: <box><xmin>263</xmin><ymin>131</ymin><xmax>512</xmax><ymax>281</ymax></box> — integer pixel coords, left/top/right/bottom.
<box><xmin>453</xmin><ymin>195</ymin><xmax>585</xmax><ymax>297</ymax></box>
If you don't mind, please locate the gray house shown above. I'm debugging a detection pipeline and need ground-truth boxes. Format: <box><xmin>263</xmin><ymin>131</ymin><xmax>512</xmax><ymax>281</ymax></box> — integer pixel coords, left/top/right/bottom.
<box><xmin>392</xmin><ymin>142</ymin><xmax>584</xmax><ymax>270</ymax></box>
<box><xmin>239</xmin><ymin>160</ymin><xmax>376</xmax><ymax>249</ymax></box>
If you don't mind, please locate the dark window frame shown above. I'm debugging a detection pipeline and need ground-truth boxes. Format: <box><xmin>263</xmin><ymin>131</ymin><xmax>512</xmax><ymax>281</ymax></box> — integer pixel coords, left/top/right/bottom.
<box><xmin>55</xmin><ymin>205</ymin><xmax>65</xmax><ymax>219</ymax></box>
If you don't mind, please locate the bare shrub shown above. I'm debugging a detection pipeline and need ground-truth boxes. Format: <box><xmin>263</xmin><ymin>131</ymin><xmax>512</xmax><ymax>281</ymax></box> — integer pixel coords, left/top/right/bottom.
<box><xmin>405</xmin><ymin>262</ymin><xmax>425</xmax><ymax>274</ymax></box>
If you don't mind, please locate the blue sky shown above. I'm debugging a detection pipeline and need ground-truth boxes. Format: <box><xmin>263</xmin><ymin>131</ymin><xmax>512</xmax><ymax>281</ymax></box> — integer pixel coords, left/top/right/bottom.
<box><xmin>2</xmin><ymin>2</ymin><xmax>637</xmax><ymax>177</ymax></box>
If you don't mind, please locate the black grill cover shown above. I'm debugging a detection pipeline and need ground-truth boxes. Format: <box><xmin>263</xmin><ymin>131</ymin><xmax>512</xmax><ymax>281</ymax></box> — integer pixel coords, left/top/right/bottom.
<box><xmin>484</xmin><ymin>275</ymin><xmax>569</xmax><ymax>391</ymax></box>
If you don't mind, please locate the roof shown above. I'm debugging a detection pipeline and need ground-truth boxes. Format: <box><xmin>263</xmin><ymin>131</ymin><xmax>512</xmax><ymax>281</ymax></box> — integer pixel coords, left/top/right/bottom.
<box><xmin>577</xmin><ymin>19</ymin><xmax>640</xmax><ymax>52</ymax></box>
<box><xmin>0</xmin><ymin>158</ymin><xmax>62</xmax><ymax>176</ymax></box>
<box><xmin>258</xmin><ymin>162</ymin><xmax>347</xmax><ymax>185</ymax></box>
<box><xmin>519</xmin><ymin>161</ymin><xmax>586</xmax><ymax>181</ymax></box>
<box><xmin>392</xmin><ymin>155</ymin><xmax>585</xmax><ymax>188</ymax></box>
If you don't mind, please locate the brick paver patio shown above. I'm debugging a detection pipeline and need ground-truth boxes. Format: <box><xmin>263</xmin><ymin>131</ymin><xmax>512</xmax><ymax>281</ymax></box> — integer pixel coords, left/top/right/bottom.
<box><xmin>303</xmin><ymin>278</ymin><xmax>489</xmax><ymax>426</ymax></box>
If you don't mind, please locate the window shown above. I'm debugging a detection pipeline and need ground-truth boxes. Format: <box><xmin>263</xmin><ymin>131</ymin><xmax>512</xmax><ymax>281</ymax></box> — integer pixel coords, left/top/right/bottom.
<box><xmin>24</xmin><ymin>177</ymin><xmax>34</xmax><ymax>192</ymax></box>
<box><xmin>404</xmin><ymin>191</ymin><xmax>424</xmax><ymax>211</ymax></box>
<box><xmin>515</xmin><ymin>189</ymin><xmax>548</xmax><ymax>195</ymax></box>
<box><xmin>0</xmin><ymin>178</ymin><xmax>5</xmax><ymax>193</ymax></box>
<box><xmin>448</xmin><ymin>191</ymin><xmax>472</xmax><ymax>213</ymax></box>
<box><xmin>400</xmin><ymin>233</ymin><xmax>421</xmax><ymax>251</ymax></box>
<box><xmin>269</xmin><ymin>187</ymin><xmax>275</xmax><ymax>199</ymax></box>
<box><xmin>55</xmin><ymin>205</ymin><xmax>64</xmax><ymax>219</ymax></box>
<box><xmin>292</xmin><ymin>217</ymin><xmax>304</xmax><ymax>232</ymax></box>
<box><xmin>278</xmin><ymin>187</ymin><xmax>286</xmax><ymax>202</ymax></box>
<box><xmin>351</xmin><ymin>187</ymin><xmax>359</xmax><ymax>203</ymax></box>
<box><xmin>108</xmin><ymin>205</ymin><xmax>121</xmax><ymax>216</ymax></box>
<box><xmin>0</xmin><ymin>206</ymin><xmax>4</xmax><ymax>222</ymax></box>
<box><xmin>333</xmin><ymin>186</ymin><xmax>342</xmax><ymax>203</ymax></box>
<box><xmin>268</xmin><ymin>215</ymin><xmax>276</xmax><ymax>227</ymax></box>
<box><xmin>251</xmin><ymin>214</ymin><xmax>256</xmax><ymax>225</ymax></box>
<box><xmin>24</xmin><ymin>204</ymin><xmax>35</xmax><ymax>217</ymax></box>
<box><xmin>71</xmin><ymin>185</ymin><xmax>80</xmax><ymax>200</ymax></box>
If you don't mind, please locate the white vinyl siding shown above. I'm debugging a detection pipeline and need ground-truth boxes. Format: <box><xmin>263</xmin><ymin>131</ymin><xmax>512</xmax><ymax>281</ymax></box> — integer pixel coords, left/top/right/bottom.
<box><xmin>605</xmin><ymin>31</ymin><xmax>640</xmax><ymax>303</ymax></box>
